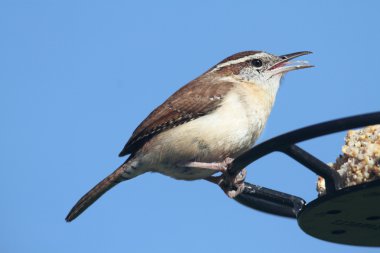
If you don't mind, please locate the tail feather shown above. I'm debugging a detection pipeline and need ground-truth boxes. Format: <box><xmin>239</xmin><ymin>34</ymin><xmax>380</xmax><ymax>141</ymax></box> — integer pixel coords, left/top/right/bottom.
<box><xmin>65</xmin><ymin>163</ymin><xmax>128</xmax><ymax>222</ymax></box>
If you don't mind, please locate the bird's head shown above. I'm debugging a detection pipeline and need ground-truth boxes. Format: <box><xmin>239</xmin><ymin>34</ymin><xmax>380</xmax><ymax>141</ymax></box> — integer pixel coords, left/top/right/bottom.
<box><xmin>209</xmin><ymin>51</ymin><xmax>313</xmax><ymax>89</ymax></box>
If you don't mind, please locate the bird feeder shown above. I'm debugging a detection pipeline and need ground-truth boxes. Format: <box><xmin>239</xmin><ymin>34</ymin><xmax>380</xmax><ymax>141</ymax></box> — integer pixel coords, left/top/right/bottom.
<box><xmin>231</xmin><ymin>112</ymin><xmax>380</xmax><ymax>246</ymax></box>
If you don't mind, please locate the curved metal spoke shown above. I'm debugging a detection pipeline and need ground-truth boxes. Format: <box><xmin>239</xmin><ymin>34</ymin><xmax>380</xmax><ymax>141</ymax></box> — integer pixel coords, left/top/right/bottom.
<box><xmin>232</xmin><ymin>111</ymin><xmax>380</xmax><ymax>218</ymax></box>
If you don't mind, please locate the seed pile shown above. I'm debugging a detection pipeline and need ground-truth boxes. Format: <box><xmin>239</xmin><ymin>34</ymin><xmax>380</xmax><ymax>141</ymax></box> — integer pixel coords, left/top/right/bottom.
<box><xmin>317</xmin><ymin>125</ymin><xmax>380</xmax><ymax>196</ymax></box>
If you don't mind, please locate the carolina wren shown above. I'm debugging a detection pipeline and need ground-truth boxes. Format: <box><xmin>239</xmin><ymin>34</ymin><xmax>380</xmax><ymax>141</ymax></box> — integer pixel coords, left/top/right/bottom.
<box><xmin>66</xmin><ymin>50</ymin><xmax>313</xmax><ymax>222</ymax></box>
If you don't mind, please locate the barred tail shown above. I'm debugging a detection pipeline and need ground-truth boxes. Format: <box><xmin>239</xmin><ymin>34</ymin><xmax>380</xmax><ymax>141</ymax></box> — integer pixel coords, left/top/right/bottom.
<box><xmin>65</xmin><ymin>162</ymin><xmax>130</xmax><ymax>222</ymax></box>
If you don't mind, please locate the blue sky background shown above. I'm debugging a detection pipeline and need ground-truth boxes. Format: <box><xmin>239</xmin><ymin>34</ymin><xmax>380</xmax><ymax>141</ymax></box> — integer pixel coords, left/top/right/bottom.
<box><xmin>1</xmin><ymin>1</ymin><xmax>379</xmax><ymax>252</ymax></box>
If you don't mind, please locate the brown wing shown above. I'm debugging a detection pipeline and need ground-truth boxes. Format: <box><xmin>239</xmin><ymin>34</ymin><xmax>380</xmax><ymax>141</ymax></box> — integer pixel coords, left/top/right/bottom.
<box><xmin>119</xmin><ymin>78</ymin><xmax>234</xmax><ymax>156</ymax></box>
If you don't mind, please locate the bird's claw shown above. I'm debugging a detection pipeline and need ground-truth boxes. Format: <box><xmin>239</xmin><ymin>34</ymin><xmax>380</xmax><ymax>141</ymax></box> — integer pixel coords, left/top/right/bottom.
<box><xmin>220</xmin><ymin>168</ymin><xmax>247</xmax><ymax>198</ymax></box>
<box><xmin>205</xmin><ymin>157</ymin><xmax>247</xmax><ymax>198</ymax></box>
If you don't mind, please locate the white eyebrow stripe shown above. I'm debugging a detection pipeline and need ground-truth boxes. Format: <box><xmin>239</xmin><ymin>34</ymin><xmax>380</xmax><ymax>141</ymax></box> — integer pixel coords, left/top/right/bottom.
<box><xmin>210</xmin><ymin>52</ymin><xmax>267</xmax><ymax>72</ymax></box>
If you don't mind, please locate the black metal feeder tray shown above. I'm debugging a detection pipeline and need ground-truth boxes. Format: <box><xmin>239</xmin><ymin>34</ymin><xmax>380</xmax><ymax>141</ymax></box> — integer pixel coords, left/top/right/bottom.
<box><xmin>229</xmin><ymin>111</ymin><xmax>380</xmax><ymax>247</ymax></box>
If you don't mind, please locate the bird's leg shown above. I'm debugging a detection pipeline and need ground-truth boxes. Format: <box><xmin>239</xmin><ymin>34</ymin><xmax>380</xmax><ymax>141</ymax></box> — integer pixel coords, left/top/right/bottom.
<box><xmin>180</xmin><ymin>157</ymin><xmax>234</xmax><ymax>173</ymax></box>
<box><xmin>180</xmin><ymin>157</ymin><xmax>247</xmax><ymax>198</ymax></box>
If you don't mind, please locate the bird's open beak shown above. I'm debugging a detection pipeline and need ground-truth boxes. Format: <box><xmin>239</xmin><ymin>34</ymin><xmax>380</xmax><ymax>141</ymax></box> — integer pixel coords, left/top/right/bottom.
<box><xmin>268</xmin><ymin>51</ymin><xmax>314</xmax><ymax>76</ymax></box>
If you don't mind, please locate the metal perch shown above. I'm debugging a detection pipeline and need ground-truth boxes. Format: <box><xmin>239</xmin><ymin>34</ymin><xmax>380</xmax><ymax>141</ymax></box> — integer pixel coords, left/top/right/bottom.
<box><xmin>231</xmin><ymin>111</ymin><xmax>380</xmax><ymax>246</ymax></box>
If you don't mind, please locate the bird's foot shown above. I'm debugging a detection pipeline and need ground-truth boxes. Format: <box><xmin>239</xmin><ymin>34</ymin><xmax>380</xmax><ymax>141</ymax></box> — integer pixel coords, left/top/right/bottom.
<box><xmin>180</xmin><ymin>157</ymin><xmax>246</xmax><ymax>198</ymax></box>
<box><xmin>206</xmin><ymin>166</ymin><xmax>247</xmax><ymax>198</ymax></box>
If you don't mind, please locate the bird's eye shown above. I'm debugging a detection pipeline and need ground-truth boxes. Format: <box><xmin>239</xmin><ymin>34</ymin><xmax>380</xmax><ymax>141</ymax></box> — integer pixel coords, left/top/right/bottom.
<box><xmin>251</xmin><ymin>59</ymin><xmax>263</xmax><ymax>68</ymax></box>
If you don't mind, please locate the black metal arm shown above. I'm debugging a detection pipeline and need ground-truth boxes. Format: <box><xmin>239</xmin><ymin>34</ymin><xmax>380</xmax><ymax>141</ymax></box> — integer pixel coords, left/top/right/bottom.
<box><xmin>235</xmin><ymin>182</ymin><xmax>305</xmax><ymax>218</ymax></box>
<box><xmin>232</xmin><ymin>111</ymin><xmax>380</xmax><ymax>218</ymax></box>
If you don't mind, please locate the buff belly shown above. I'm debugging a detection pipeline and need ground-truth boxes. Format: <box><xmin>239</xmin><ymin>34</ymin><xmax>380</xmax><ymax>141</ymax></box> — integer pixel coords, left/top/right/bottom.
<box><xmin>133</xmin><ymin>89</ymin><xmax>271</xmax><ymax>181</ymax></box>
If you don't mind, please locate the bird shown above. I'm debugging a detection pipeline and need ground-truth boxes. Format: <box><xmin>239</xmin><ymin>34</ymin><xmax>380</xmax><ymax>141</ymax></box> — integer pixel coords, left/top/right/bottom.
<box><xmin>65</xmin><ymin>50</ymin><xmax>313</xmax><ymax>222</ymax></box>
